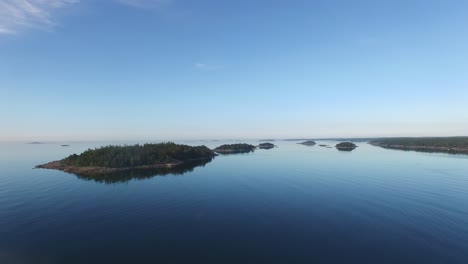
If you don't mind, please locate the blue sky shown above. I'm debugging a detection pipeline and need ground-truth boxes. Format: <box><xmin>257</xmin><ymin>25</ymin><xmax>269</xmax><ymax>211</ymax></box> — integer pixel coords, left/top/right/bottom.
<box><xmin>1</xmin><ymin>0</ymin><xmax>468</xmax><ymax>141</ymax></box>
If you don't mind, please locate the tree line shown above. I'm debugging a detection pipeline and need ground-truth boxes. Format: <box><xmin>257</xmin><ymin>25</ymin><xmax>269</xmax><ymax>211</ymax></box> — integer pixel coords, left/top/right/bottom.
<box><xmin>370</xmin><ymin>137</ymin><xmax>468</xmax><ymax>148</ymax></box>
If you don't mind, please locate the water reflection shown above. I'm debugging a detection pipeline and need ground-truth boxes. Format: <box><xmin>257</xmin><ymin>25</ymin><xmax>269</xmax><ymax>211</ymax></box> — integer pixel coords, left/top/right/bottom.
<box><xmin>71</xmin><ymin>158</ymin><xmax>214</xmax><ymax>184</ymax></box>
<box><xmin>376</xmin><ymin>145</ymin><xmax>468</xmax><ymax>155</ymax></box>
<box><xmin>216</xmin><ymin>150</ymin><xmax>255</xmax><ymax>155</ymax></box>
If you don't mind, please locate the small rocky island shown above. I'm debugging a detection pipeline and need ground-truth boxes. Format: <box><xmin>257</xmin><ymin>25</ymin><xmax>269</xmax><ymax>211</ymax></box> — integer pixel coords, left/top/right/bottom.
<box><xmin>298</xmin><ymin>140</ymin><xmax>316</xmax><ymax>146</ymax></box>
<box><xmin>370</xmin><ymin>137</ymin><xmax>468</xmax><ymax>155</ymax></box>
<box><xmin>36</xmin><ymin>142</ymin><xmax>215</xmax><ymax>176</ymax></box>
<box><xmin>335</xmin><ymin>142</ymin><xmax>358</xmax><ymax>151</ymax></box>
<box><xmin>213</xmin><ymin>143</ymin><xmax>256</xmax><ymax>154</ymax></box>
<box><xmin>258</xmin><ymin>142</ymin><xmax>275</xmax><ymax>149</ymax></box>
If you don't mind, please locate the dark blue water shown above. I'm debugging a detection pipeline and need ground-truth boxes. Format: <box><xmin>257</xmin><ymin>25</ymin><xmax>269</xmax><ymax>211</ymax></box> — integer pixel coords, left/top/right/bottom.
<box><xmin>1</xmin><ymin>141</ymin><xmax>468</xmax><ymax>263</ymax></box>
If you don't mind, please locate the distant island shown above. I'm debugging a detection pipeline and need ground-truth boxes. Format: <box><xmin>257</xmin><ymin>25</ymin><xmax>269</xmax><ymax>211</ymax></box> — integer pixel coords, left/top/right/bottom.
<box><xmin>370</xmin><ymin>137</ymin><xmax>468</xmax><ymax>154</ymax></box>
<box><xmin>258</xmin><ymin>142</ymin><xmax>275</xmax><ymax>149</ymax></box>
<box><xmin>36</xmin><ymin>142</ymin><xmax>215</xmax><ymax>176</ymax></box>
<box><xmin>298</xmin><ymin>141</ymin><xmax>316</xmax><ymax>146</ymax></box>
<box><xmin>335</xmin><ymin>142</ymin><xmax>358</xmax><ymax>151</ymax></box>
<box><xmin>213</xmin><ymin>143</ymin><xmax>256</xmax><ymax>154</ymax></box>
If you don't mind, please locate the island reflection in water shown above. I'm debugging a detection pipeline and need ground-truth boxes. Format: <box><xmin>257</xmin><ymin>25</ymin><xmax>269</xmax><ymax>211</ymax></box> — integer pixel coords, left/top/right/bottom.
<box><xmin>70</xmin><ymin>158</ymin><xmax>214</xmax><ymax>184</ymax></box>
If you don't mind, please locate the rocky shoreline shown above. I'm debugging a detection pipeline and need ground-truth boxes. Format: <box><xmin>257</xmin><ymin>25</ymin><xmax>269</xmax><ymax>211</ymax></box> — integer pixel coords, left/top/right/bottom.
<box><xmin>36</xmin><ymin>157</ymin><xmax>214</xmax><ymax>176</ymax></box>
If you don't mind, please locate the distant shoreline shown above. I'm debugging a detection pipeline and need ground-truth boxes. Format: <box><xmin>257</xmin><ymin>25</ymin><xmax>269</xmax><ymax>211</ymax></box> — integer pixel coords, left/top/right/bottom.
<box><xmin>370</xmin><ymin>137</ymin><xmax>468</xmax><ymax>155</ymax></box>
<box><xmin>370</xmin><ymin>143</ymin><xmax>468</xmax><ymax>155</ymax></box>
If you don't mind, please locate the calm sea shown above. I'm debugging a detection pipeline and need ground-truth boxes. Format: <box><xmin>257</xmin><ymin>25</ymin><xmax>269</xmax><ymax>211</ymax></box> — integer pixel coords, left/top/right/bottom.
<box><xmin>1</xmin><ymin>140</ymin><xmax>468</xmax><ymax>263</ymax></box>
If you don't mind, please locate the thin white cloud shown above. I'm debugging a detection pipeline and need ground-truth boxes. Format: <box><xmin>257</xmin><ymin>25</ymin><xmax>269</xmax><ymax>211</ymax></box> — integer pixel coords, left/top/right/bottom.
<box><xmin>0</xmin><ymin>25</ymin><xmax>14</xmax><ymax>34</ymax></box>
<box><xmin>117</xmin><ymin>0</ymin><xmax>172</xmax><ymax>9</ymax></box>
<box><xmin>0</xmin><ymin>0</ymin><xmax>79</xmax><ymax>34</ymax></box>
<box><xmin>195</xmin><ymin>63</ymin><xmax>207</xmax><ymax>69</ymax></box>
<box><xmin>194</xmin><ymin>63</ymin><xmax>221</xmax><ymax>71</ymax></box>
<box><xmin>0</xmin><ymin>0</ymin><xmax>176</xmax><ymax>35</ymax></box>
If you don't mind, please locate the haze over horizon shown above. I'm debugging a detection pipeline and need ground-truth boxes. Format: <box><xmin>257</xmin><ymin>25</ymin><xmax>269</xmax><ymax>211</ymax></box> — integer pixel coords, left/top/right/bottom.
<box><xmin>1</xmin><ymin>0</ymin><xmax>467</xmax><ymax>141</ymax></box>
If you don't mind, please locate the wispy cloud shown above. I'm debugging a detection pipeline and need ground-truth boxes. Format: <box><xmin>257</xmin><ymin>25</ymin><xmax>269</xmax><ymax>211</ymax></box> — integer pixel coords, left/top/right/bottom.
<box><xmin>0</xmin><ymin>0</ymin><xmax>79</xmax><ymax>34</ymax></box>
<box><xmin>117</xmin><ymin>0</ymin><xmax>172</xmax><ymax>9</ymax></box>
<box><xmin>194</xmin><ymin>63</ymin><xmax>221</xmax><ymax>71</ymax></box>
<box><xmin>0</xmin><ymin>0</ymin><xmax>174</xmax><ymax>35</ymax></box>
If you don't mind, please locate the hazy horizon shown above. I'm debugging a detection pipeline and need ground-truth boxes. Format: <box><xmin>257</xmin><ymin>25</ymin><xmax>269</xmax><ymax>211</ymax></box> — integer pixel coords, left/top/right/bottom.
<box><xmin>2</xmin><ymin>0</ymin><xmax>467</xmax><ymax>141</ymax></box>
<box><xmin>3</xmin><ymin>134</ymin><xmax>468</xmax><ymax>144</ymax></box>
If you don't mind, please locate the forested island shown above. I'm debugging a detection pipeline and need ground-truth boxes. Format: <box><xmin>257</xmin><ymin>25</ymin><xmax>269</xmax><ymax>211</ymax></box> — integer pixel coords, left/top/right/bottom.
<box><xmin>335</xmin><ymin>142</ymin><xmax>358</xmax><ymax>151</ymax></box>
<box><xmin>213</xmin><ymin>143</ymin><xmax>256</xmax><ymax>154</ymax></box>
<box><xmin>298</xmin><ymin>141</ymin><xmax>316</xmax><ymax>146</ymax></box>
<box><xmin>259</xmin><ymin>142</ymin><xmax>275</xmax><ymax>149</ymax></box>
<box><xmin>370</xmin><ymin>137</ymin><xmax>468</xmax><ymax>154</ymax></box>
<box><xmin>36</xmin><ymin>142</ymin><xmax>215</xmax><ymax>176</ymax></box>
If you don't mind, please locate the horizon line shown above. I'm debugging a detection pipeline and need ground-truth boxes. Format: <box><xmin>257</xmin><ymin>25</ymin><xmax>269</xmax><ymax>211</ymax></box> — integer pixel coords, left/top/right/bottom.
<box><xmin>2</xmin><ymin>135</ymin><xmax>468</xmax><ymax>144</ymax></box>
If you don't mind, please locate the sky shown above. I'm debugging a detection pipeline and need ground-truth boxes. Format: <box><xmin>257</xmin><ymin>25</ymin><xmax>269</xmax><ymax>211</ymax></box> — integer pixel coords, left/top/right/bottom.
<box><xmin>1</xmin><ymin>0</ymin><xmax>468</xmax><ymax>141</ymax></box>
